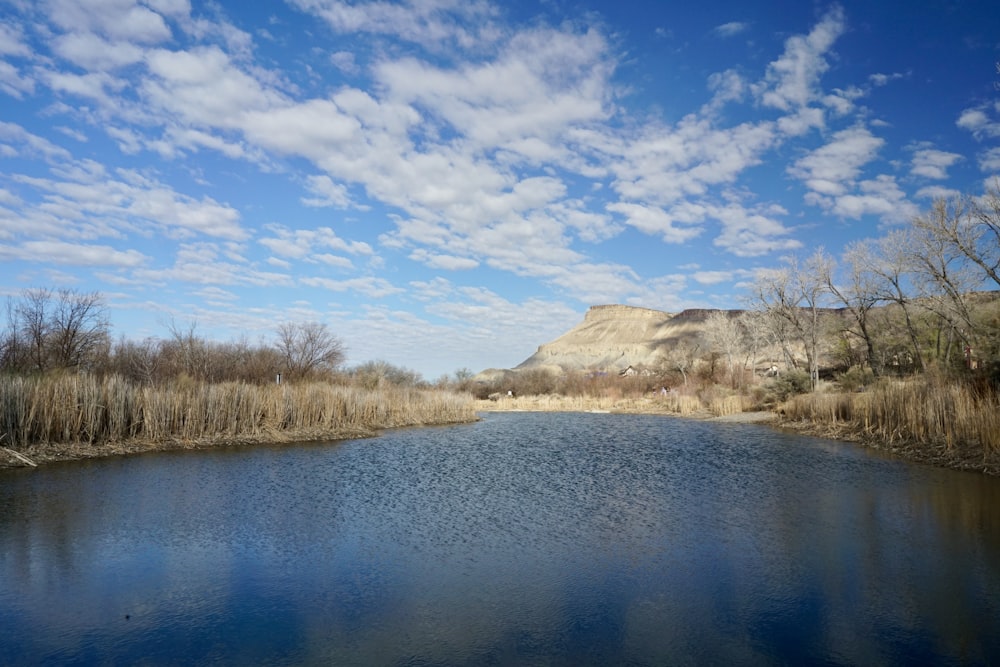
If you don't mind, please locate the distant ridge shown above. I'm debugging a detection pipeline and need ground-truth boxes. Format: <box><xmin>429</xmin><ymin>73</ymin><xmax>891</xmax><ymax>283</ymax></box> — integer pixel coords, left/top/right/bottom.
<box><xmin>513</xmin><ymin>304</ymin><xmax>731</xmax><ymax>374</ymax></box>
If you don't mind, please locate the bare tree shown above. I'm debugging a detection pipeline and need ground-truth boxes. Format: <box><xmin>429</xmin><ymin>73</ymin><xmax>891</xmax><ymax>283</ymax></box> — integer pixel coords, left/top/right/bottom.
<box><xmin>737</xmin><ymin>310</ymin><xmax>771</xmax><ymax>381</ymax></box>
<box><xmin>916</xmin><ymin>185</ymin><xmax>1000</xmax><ymax>290</ymax></box>
<box><xmin>275</xmin><ymin>322</ymin><xmax>345</xmax><ymax>380</ymax></box>
<box><xmin>165</xmin><ymin>319</ymin><xmax>208</xmax><ymax>380</ymax></box>
<box><xmin>661</xmin><ymin>340</ymin><xmax>700</xmax><ymax>387</ymax></box>
<box><xmin>48</xmin><ymin>289</ymin><xmax>110</xmax><ymax>370</ymax></box>
<box><xmin>909</xmin><ymin>199</ymin><xmax>982</xmax><ymax>362</ymax></box>
<box><xmin>826</xmin><ymin>244</ymin><xmax>885</xmax><ymax>375</ymax></box>
<box><xmin>2</xmin><ymin>288</ymin><xmax>110</xmax><ymax>373</ymax></box>
<box><xmin>112</xmin><ymin>336</ymin><xmax>161</xmax><ymax>385</ymax></box>
<box><xmin>857</xmin><ymin>231</ymin><xmax>926</xmax><ymax>371</ymax></box>
<box><xmin>750</xmin><ymin>252</ymin><xmax>830</xmax><ymax>390</ymax></box>
<box><xmin>702</xmin><ymin>311</ymin><xmax>744</xmax><ymax>387</ymax></box>
<box><xmin>1</xmin><ymin>297</ymin><xmax>26</xmax><ymax>372</ymax></box>
<box><xmin>17</xmin><ymin>288</ymin><xmax>52</xmax><ymax>372</ymax></box>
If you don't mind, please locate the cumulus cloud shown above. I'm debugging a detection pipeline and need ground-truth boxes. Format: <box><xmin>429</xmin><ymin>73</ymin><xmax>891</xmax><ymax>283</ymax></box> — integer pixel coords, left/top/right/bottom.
<box><xmin>910</xmin><ymin>148</ymin><xmax>962</xmax><ymax>180</ymax></box>
<box><xmin>606</xmin><ymin>202</ymin><xmax>703</xmax><ymax>243</ymax></box>
<box><xmin>808</xmin><ymin>174</ymin><xmax>918</xmax><ymax>222</ymax></box>
<box><xmin>752</xmin><ymin>5</ymin><xmax>845</xmax><ymax>114</ymax></box>
<box><xmin>978</xmin><ymin>147</ymin><xmax>1000</xmax><ymax>173</ymax></box>
<box><xmin>957</xmin><ymin>106</ymin><xmax>1000</xmax><ymax>139</ymax></box>
<box><xmin>259</xmin><ymin>225</ymin><xmax>373</xmax><ymax>260</ymax></box>
<box><xmin>301</xmin><ymin>174</ymin><xmax>353</xmax><ymax>208</ymax></box>
<box><xmin>788</xmin><ymin>125</ymin><xmax>884</xmax><ymax>196</ymax></box>
<box><xmin>287</xmin><ymin>0</ymin><xmax>502</xmax><ymax>51</ymax></box>
<box><xmin>46</xmin><ymin>0</ymin><xmax>173</xmax><ymax>44</ymax></box>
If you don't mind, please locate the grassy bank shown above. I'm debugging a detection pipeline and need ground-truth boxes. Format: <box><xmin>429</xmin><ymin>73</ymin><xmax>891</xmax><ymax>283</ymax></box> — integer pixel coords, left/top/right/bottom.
<box><xmin>0</xmin><ymin>374</ymin><xmax>478</xmax><ymax>467</ymax></box>
<box><xmin>475</xmin><ymin>390</ymin><xmax>755</xmax><ymax>417</ymax></box>
<box><xmin>779</xmin><ymin>379</ymin><xmax>1000</xmax><ymax>474</ymax></box>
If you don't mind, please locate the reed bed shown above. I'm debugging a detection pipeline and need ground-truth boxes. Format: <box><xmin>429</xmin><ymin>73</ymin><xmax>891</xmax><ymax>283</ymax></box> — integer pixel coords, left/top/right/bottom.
<box><xmin>0</xmin><ymin>374</ymin><xmax>478</xmax><ymax>450</ymax></box>
<box><xmin>707</xmin><ymin>393</ymin><xmax>754</xmax><ymax>417</ymax></box>
<box><xmin>476</xmin><ymin>391</ymin><xmax>707</xmax><ymax>415</ymax></box>
<box><xmin>782</xmin><ymin>380</ymin><xmax>1000</xmax><ymax>455</ymax></box>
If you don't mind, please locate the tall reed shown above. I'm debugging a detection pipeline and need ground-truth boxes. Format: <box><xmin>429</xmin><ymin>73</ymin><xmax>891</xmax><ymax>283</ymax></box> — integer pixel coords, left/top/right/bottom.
<box><xmin>0</xmin><ymin>374</ymin><xmax>477</xmax><ymax>449</ymax></box>
<box><xmin>782</xmin><ymin>379</ymin><xmax>1000</xmax><ymax>455</ymax></box>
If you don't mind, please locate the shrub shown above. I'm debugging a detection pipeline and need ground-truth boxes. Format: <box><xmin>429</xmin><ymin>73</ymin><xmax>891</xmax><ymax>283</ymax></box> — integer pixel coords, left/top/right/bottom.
<box><xmin>836</xmin><ymin>366</ymin><xmax>875</xmax><ymax>392</ymax></box>
<box><xmin>764</xmin><ymin>369</ymin><xmax>812</xmax><ymax>404</ymax></box>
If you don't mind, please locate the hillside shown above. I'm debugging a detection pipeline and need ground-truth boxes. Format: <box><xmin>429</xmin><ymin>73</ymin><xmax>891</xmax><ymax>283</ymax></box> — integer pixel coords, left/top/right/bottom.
<box><xmin>512</xmin><ymin>304</ymin><xmax>724</xmax><ymax>374</ymax></box>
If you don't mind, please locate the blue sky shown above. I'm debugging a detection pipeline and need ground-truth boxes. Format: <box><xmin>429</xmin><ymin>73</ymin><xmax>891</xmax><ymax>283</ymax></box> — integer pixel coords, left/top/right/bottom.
<box><xmin>1</xmin><ymin>0</ymin><xmax>999</xmax><ymax>379</ymax></box>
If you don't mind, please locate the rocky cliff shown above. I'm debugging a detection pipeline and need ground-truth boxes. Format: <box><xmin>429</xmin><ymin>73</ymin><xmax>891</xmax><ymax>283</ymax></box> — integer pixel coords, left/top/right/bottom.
<box><xmin>514</xmin><ymin>304</ymin><xmax>725</xmax><ymax>374</ymax></box>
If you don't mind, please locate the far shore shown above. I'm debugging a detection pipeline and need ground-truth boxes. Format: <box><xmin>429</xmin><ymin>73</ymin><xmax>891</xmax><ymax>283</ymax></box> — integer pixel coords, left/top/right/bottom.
<box><xmin>475</xmin><ymin>396</ymin><xmax>1000</xmax><ymax>476</ymax></box>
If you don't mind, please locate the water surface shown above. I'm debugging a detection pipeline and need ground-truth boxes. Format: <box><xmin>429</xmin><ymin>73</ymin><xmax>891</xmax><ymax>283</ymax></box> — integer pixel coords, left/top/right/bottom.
<box><xmin>2</xmin><ymin>412</ymin><xmax>999</xmax><ymax>665</ymax></box>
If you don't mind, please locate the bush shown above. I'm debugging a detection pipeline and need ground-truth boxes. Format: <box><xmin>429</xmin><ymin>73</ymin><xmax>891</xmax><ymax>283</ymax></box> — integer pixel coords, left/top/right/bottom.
<box><xmin>836</xmin><ymin>366</ymin><xmax>875</xmax><ymax>392</ymax></box>
<box><xmin>764</xmin><ymin>369</ymin><xmax>812</xmax><ymax>404</ymax></box>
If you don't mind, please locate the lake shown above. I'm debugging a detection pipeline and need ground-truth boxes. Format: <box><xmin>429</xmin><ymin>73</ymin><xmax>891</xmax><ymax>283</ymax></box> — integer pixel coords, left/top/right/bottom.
<box><xmin>2</xmin><ymin>411</ymin><xmax>999</xmax><ymax>665</ymax></box>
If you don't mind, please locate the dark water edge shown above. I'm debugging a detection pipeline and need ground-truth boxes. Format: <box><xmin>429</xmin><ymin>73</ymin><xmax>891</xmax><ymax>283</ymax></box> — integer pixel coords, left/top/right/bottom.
<box><xmin>2</xmin><ymin>412</ymin><xmax>999</xmax><ymax>666</ymax></box>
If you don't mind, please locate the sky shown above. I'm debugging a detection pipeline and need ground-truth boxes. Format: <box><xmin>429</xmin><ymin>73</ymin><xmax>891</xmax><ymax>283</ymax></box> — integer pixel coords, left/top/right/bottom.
<box><xmin>1</xmin><ymin>0</ymin><xmax>999</xmax><ymax>379</ymax></box>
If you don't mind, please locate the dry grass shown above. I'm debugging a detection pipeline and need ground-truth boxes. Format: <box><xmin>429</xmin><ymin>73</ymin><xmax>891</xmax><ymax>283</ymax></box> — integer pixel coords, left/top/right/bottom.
<box><xmin>476</xmin><ymin>391</ymin><xmax>708</xmax><ymax>416</ymax></box>
<box><xmin>707</xmin><ymin>393</ymin><xmax>755</xmax><ymax>417</ymax></box>
<box><xmin>0</xmin><ymin>374</ymin><xmax>478</xmax><ymax>453</ymax></box>
<box><xmin>781</xmin><ymin>379</ymin><xmax>1000</xmax><ymax>458</ymax></box>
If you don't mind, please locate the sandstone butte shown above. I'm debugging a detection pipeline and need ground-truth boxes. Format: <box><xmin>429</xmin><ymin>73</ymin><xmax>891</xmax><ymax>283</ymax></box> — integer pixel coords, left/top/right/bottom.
<box><xmin>477</xmin><ymin>304</ymin><xmax>725</xmax><ymax>380</ymax></box>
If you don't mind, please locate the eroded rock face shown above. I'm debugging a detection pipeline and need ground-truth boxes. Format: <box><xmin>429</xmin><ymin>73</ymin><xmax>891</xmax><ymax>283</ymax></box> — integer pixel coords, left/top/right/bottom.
<box><xmin>514</xmin><ymin>304</ymin><xmax>708</xmax><ymax>373</ymax></box>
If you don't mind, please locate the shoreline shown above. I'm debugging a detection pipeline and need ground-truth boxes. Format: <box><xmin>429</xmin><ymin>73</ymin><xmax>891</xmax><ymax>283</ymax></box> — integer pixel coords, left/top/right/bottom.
<box><xmin>0</xmin><ymin>426</ymin><xmax>380</xmax><ymax>470</ymax></box>
<box><xmin>4</xmin><ymin>401</ymin><xmax>997</xmax><ymax>477</ymax></box>
<box><xmin>476</xmin><ymin>397</ymin><xmax>1000</xmax><ymax>476</ymax></box>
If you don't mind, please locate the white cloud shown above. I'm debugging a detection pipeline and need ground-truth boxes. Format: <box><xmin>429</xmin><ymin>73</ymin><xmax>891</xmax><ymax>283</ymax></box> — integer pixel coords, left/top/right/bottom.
<box><xmin>288</xmin><ymin>0</ymin><xmax>501</xmax><ymax>51</ymax></box>
<box><xmin>373</xmin><ymin>26</ymin><xmax>614</xmax><ymax>154</ymax></box>
<box><xmin>46</xmin><ymin>0</ymin><xmax>173</xmax><ymax>44</ymax></box>
<box><xmin>915</xmin><ymin>185</ymin><xmax>960</xmax><ymax>200</ymax></box>
<box><xmin>4</xmin><ymin>157</ymin><xmax>247</xmax><ymax>241</ymax></box>
<box><xmin>301</xmin><ymin>275</ymin><xmax>405</xmax><ymax>298</ymax></box>
<box><xmin>330</xmin><ymin>50</ymin><xmax>358</xmax><ymax>74</ymax></box>
<box><xmin>606</xmin><ymin>202</ymin><xmax>703</xmax><ymax>243</ymax></box>
<box><xmin>259</xmin><ymin>225</ymin><xmax>374</xmax><ymax>260</ymax></box>
<box><xmin>610</xmin><ymin>117</ymin><xmax>778</xmax><ymax>205</ymax></box>
<box><xmin>752</xmin><ymin>5</ymin><xmax>845</xmax><ymax>113</ymax></box>
<box><xmin>713</xmin><ymin>21</ymin><xmax>750</xmax><ymax>38</ymax></box>
<box><xmin>313</xmin><ymin>253</ymin><xmax>355</xmax><ymax>269</ymax></box>
<box><xmin>143</xmin><ymin>46</ymin><xmax>285</xmax><ymax>128</ymax></box>
<box><xmin>1</xmin><ymin>240</ymin><xmax>148</xmax><ymax>266</ymax></box>
<box><xmin>52</xmin><ymin>32</ymin><xmax>145</xmax><ymax>70</ymax></box>
<box><xmin>711</xmin><ymin>202</ymin><xmax>800</xmax><ymax>256</ymax></box>
<box><xmin>409</xmin><ymin>248</ymin><xmax>479</xmax><ymax>270</ymax></box>
<box><xmin>910</xmin><ymin>148</ymin><xmax>962</xmax><ymax>180</ymax></box>
<box><xmin>788</xmin><ymin>125</ymin><xmax>884</xmax><ymax>196</ymax></box>
<box><xmin>958</xmin><ymin>106</ymin><xmax>1000</xmax><ymax>139</ymax></box>
<box><xmin>869</xmin><ymin>72</ymin><xmax>904</xmax><ymax>86</ymax></box>
<box><xmin>978</xmin><ymin>147</ymin><xmax>1000</xmax><ymax>173</ymax></box>
<box><xmin>0</xmin><ymin>121</ymin><xmax>73</xmax><ymax>161</ymax></box>
<box><xmin>0</xmin><ymin>22</ymin><xmax>32</xmax><ymax>57</ymax></box>
<box><xmin>132</xmin><ymin>242</ymin><xmax>293</xmax><ymax>287</ymax></box>
<box><xmin>0</xmin><ymin>61</ymin><xmax>35</xmax><ymax>98</ymax></box>
<box><xmin>808</xmin><ymin>174</ymin><xmax>918</xmax><ymax>222</ymax></box>
<box><xmin>301</xmin><ymin>174</ymin><xmax>352</xmax><ymax>208</ymax></box>
<box><xmin>692</xmin><ymin>270</ymin><xmax>733</xmax><ymax>285</ymax></box>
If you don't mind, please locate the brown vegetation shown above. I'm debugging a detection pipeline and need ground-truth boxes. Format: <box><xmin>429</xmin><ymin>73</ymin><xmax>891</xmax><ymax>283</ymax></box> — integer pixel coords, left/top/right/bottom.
<box><xmin>0</xmin><ymin>373</ymin><xmax>477</xmax><ymax>467</ymax></box>
<box><xmin>780</xmin><ymin>378</ymin><xmax>1000</xmax><ymax>474</ymax></box>
<box><xmin>0</xmin><ymin>294</ymin><xmax>477</xmax><ymax>468</ymax></box>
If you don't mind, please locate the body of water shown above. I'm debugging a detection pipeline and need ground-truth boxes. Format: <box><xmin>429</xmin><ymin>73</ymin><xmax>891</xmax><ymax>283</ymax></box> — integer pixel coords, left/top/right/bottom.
<box><xmin>2</xmin><ymin>412</ymin><xmax>999</xmax><ymax>665</ymax></box>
